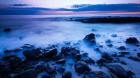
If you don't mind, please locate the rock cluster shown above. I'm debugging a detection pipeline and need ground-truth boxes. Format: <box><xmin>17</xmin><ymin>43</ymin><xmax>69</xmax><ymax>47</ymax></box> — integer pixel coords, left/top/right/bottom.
<box><xmin>0</xmin><ymin>33</ymin><xmax>138</xmax><ymax>78</ymax></box>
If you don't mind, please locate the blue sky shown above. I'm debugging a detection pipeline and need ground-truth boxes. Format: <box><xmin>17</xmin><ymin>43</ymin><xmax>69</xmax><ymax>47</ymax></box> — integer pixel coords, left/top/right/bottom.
<box><xmin>0</xmin><ymin>0</ymin><xmax>140</xmax><ymax>8</ymax></box>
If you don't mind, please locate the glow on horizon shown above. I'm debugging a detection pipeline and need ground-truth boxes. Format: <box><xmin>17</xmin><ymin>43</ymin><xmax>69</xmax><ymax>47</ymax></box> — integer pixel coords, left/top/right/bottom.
<box><xmin>25</xmin><ymin>0</ymin><xmax>140</xmax><ymax>8</ymax></box>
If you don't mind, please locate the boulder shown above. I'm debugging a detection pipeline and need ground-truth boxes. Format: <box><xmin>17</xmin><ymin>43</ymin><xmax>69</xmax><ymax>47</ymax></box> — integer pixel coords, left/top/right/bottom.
<box><xmin>43</xmin><ymin>48</ymin><xmax>57</xmax><ymax>60</ymax></box>
<box><xmin>14</xmin><ymin>69</ymin><xmax>38</xmax><ymax>78</ymax></box>
<box><xmin>84</xmin><ymin>33</ymin><xmax>96</xmax><ymax>44</ymax></box>
<box><xmin>128</xmin><ymin>56</ymin><xmax>140</xmax><ymax>61</ymax></box>
<box><xmin>119</xmin><ymin>52</ymin><xmax>130</xmax><ymax>57</ymax></box>
<box><xmin>74</xmin><ymin>61</ymin><xmax>91</xmax><ymax>74</ymax></box>
<box><xmin>42</xmin><ymin>73</ymin><xmax>52</xmax><ymax>78</ymax></box>
<box><xmin>23</xmin><ymin>48</ymin><xmax>42</xmax><ymax>60</ymax></box>
<box><xmin>83</xmin><ymin>71</ymin><xmax>110</xmax><ymax>78</ymax></box>
<box><xmin>96</xmin><ymin>53</ymin><xmax>113</xmax><ymax>66</ymax></box>
<box><xmin>0</xmin><ymin>62</ymin><xmax>11</xmax><ymax>78</ymax></box>
<box><xmin>111</xmin><ymin>34</ymin><xmax>117</xmax><ymax>37</ymax></box>
<box><xmin>137</xmin><ymin>53</ymin><xmax>140</xmax><ymax>58</ymax></box>
<box><xmin>62</xmin><ymin>71</ymin><xmax>72</xmax><ymax>78</ymax></box>
<box><xmin>2</xmin><ymin>55</ymin><xmax>22</xmax><ymax>69</ymax></box>
<box><xmin>80</xmin><ymin>53</ymin><xmax>95</xmax><ymax>64</ymax></box>
<box><xmin>106</xmin><ymin>64</ymin><xmax>132</xmax><ymax>78</ymax></box>
<box><xmin>61</xmin><ymin>47</ymin><xmax>80</xmax><ymax>56</ymax></box>
<box><xmin>117</xmin><ymin>46</ymin><xmax>126</xmax><ymax>50</ymax></box>
<box><xmin>126</xmin><ymin>37</ymin><xmax>139</xmax><ymax>44</ymax></box>
<box><xmin>55</xmin><ymin>59</ymin><xmax>66</xmax><ymax>64</ymax></box>
<box><xmin>3</xmin><ymin>28</ymin><xmax>12</xmax><ymax>32</ymax></box>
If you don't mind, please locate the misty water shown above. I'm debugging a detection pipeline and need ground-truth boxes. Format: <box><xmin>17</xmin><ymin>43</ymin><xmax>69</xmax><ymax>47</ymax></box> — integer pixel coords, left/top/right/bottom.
<box><xmin>1</xmin><ymin>15</ymin><xmax>140</xmax><ymax>78</ymax></box>
<box><xmin>0</xmin><ymin>15</ymin><xmax>140</xmax><ymax>58</ymax></box>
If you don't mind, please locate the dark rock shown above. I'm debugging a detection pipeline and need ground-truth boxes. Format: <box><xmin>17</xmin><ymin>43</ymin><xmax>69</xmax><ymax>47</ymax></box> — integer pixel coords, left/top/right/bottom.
<box><xmin>119</xmin><ymin>52</ymin><xmax>130</xmax><ymax>55</ymax></box>
<box><xmin>106</xmin><ymin>64</ymin><xmax>132</xmax><ymax>78</ymax></box>
<box><xmin>74</xmin><ymin>54</ymin><xmax>81</xmax><ymax>61</ymax></box>
<box><xmin>0</xmin><ymin>62</ymin><xmax>11</xmax><ymax>78</ymax></box>
<box><xmin>126</xmin><ymin>37</ymin><xmax>139</xmax><ymax>44</ymax></box>
<box><xmin>23</xmin><ymin>48</ymin><xmax>42</xmax><ymax>60</ymax></box>
<box><xmin>137</xmin><ymin>53</ymin><xmax>140</xmax><ymax>57</ymax></box>
<box><xmin>35</xmin><ymin>63</ymin><xmax>47</xmax><ymax>73</ymax></box>
<box><xmin>61</xmin><ymin>47</ymin><xmax>80</xmax><ymax>56</ymax></box>
<box><xmin>55</xmin><ymin>59</ymin><xmax>66</xmax><ymax>64</ymax></box>
<box><xmin>74</xmin><ymin>61</ymin><xmax>91</xmax><ymax>74</ymax></box>
<box><xmin>14</xmin><ymin>69</ymin><xmax>38</xmax><ymax>78</ymax></box>
<box><xmin>42</xmin><ymin>75</ymin><xmax>51</xmax><ymax>78</ymax></box>
<box><xmin>43</xmin><ymin>48</ymin><xmax>57</xmax><ymax>60</ymax></box>
<box><xmin>3</xmin><ymin>28</ymin><xmax>12</xmax><ymax>32</ymax></box>
<box><xmin>128</xmin><ymin>56</ymin><xmax>140</xmax><ymax>61</ymax></box>
<box><xmin>111</xmin><ymin>34</ymin><xmax>117</xmax><ymax>37</ymax></box>
<box><xmin>118</xmin><ymin>46</ymin><xmax>126</xmax><ymax>50</ymax></box>
<box><xmin>83</xmin><ymin>71</ymin><xmax>110</xmax><ymax>78</ymax></box>
<box><xmin>45</xmin><ymin>64</ymin><xmax>56</xmax><ymax>75</ymax></box>
<box><xmin>62</xmin><ymin>71</ymin><xmax>72</xmax><ymax>78</ymax></box>
<box><xmin>56</xmin><ymin>66</ymin><xmax>65</xmax><ymax>73</ymax></box>
<box><xmin>84</xmin><ymin>33</ymin><xmax>96</xmax><ymax>44</ymax></box>
<box><xmin>94</xmin><ymin>48</ymin><xmax>101</xmax><ymax>52</ymax></box>
<box><xmin>22</xmin><ymin>44</ymin><xmax>35</xmax><ymax>49</ymax></box>
<box><xmin>42</xmin><ymin>73</ymin><xmax>52</xmax><ymax>78</ymax></box>
<box><xmin>96</xmin><ymin>53</ymin><xmax>113</xmax><ymax>66</ymax></box>
<box><xmin>80</xmin><ymin>53</ymin><xmax>95</xmax><ymax>64</ymax></box>
<box><xmin>119</xmin><ymin>52</ymin><xmax>130</xmax><ymax>57</ymax></box>
<box><xmin>105</xmin><ymin>39</ymin><xmax>112</xmax><ymax>43</ymax></box>
<box><xmin>107</xmin><ymin>44</ymin><xmax>113</xmax><ymax>47</ymax></box>
<box><xmin>4</xmin><ymin>48</ymin><xmax>21</xmax><ymax>53</ymax></box>
<box><xmin>2</xmin><ymin>55</ymin><xmax>22</xmax><ymax>69</ymax></box>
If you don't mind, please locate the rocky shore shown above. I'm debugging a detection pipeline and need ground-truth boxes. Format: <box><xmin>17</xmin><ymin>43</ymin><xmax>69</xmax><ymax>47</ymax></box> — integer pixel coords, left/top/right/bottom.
<box><xmin>69</xmin><ymin>17</ymin><xmax>140</xmax><ymax>23</ymax></box>
<box><xmin>0</xmin><ymin>33</ymin><xmax>140</xmax><ymax>78</ymax></box>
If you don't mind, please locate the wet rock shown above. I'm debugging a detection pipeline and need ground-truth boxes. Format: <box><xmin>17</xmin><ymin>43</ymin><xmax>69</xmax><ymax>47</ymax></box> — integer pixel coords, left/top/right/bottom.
<box><xmin>23</xmin><ymin>48</ymin><xmax>42</xmax><ymax>60</ymax></box>
<box><xmin>14</xmin><ymin>69</ymin><xmax>38</xmax><ymax>78</ymax></box>
<box><xmin>62</xmin><ymin>71</ymin><xmax>72</xmax><ymax>78</ymax></box>
<box><xmin>105</xmin><ymin>39</ymin><xmax>112</xmax><ymax>43</ymax></box>
<box><xmin>83</xmin><ymin>71</ymin><xmax>110</xmax><ymax>78</ymax></box>
<box><xmin>74</xmin><ymin>61</ymin><xmax>91</xmax><ymax>74</ymax></box>
<box><xmin>0</xmin><ymin>62</ymin><xmax>11</xmax><ymax>78</ymax></box>
<box><xmin>45</xmin><ymin>64</ymin><xmax>56</xmax><ymax>75</ymax></box>
<box><xmin>3</xmin><ymin>28</ymin><xmax>12</xmax><ymax>32</ymax></box>
<box><xmin>35</xmin><ymin>63</ymin><xmax>47</xmax><ymax>73</ymax></box>
<box><xmin>107</xmin><ymin>44</ymin><xmax>113</xmax><ymax>47</ymax></box>
<box><xmin>111</xmin><ymin>34</ymin><xmax>117</xmax><ymax>37</ymax></box>
<box><xmin>55</xmin><ymin>59</ymin><xmax>66</xmax><ymax>64</ymax></box>
<box><xmin>2</xmin><ymin>55</ymin><xmax>22</xmax><ymax>69</ymax></box>
<box><xmin>137</xmin><ymin>53</ymin><xmax>140</xmax><ymax>57</ymax></box>
<box><xmin>128</xmin><ymin>56</ymin><xmax>140</xmax><ymax>61</ymax></box>
<box><xmin>96</xmin><ymin>53</ymin><xmax>113</xmax><ymax>66</ymax></box>
<box><xmin>22</xmin><ymin>44</ymin><xmax>35</xmax><ymax>49</ymax></box>
<box><xmin>119</xmin><ymin>52</ymin><xmax>130</xmax><ymax>57</ymax></box>
<box><xmin>42</xmin><ymin>73</ymin><xmax>52</xmax><ymax>78</ymax></box>
<box><xmin>4</xmin><ymin>48</ymin><xmax>21</xmax><ymax>53</ymax></box>
<box><xmin>74</xmin><ymin>54</ymin><xmax>81</xmax><ymax>61</ymax></box>
<box><xmin>61</xmin><ymin>47</ymin><xmax>80</xmax><ymax>56</ymax></box>
<box><xmin>117</xmin><ymin>46</ymin><xmax>126</xmax><ymax>50</ymax></box>
<box><xmin>56</xmin><ymin>66</ymin><xmax>65</xmax><ymax>73</ymax></box>
<box><xmin>106</xmin><ymin>64</ymin><xmax>132</xmax><ymax>78</ymax></box>
<box><xmin>80</xmin><ymin>53</ymin><xmax>95</xmax><ymax>64</ymax></box>
<box><xmin>84</xmin><ymin>33</ymin><xmax>96</xmax><ymax>44</ymax></box>
<box><xmin>126</xmin><ymin>37</ymin><xmax>139</xmax><ymax>44</ymax></box>
<box><xmin>43</xmin><ymin>48</ymin><xmax>57</xmax><ymax>60</ymax></box>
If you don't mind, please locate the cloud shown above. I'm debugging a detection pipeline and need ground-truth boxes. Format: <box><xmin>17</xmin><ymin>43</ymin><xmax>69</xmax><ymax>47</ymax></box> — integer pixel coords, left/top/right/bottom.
<box><xmin>12</xmin><ymin>4</ymin><xmax>30</xmax><ymax>7</ymax></box>
<box><xmin>0</xmin><ymin>4</ymin><xmax>140</xmax><ymax>15</ymax></box>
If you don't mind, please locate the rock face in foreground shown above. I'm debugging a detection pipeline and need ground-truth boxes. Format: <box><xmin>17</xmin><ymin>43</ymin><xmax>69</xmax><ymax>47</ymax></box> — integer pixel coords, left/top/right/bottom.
<box><xmin>126</xmin><ymin>37</ymin><xmax>139</xmax><ymax>44</ymax></box>
<box><xmin>84</xmin><ymin>33</ymin><xmax>96</xmax><ymax>44</ymax></box>
<box><xmin>106</xmin><ymin>64</ymin><xmax>133</xmax><ymax>78</ymax></box>
<box><xmin>84</xmin><ymin>71</ymin><xmax>110</xmax><ymax>78</ymax></box>
<box><xmin>74</xmin><ymin>61</ymin><xmax>91</xmax><ymax>74</ymax></box>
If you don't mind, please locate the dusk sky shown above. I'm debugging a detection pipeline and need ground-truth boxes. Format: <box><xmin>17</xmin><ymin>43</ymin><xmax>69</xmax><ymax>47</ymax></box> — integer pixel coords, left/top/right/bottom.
<box><xmin>0</xmin><ymin>0</ymin><xmax>140</xmax><ymax>8</ymax></box>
